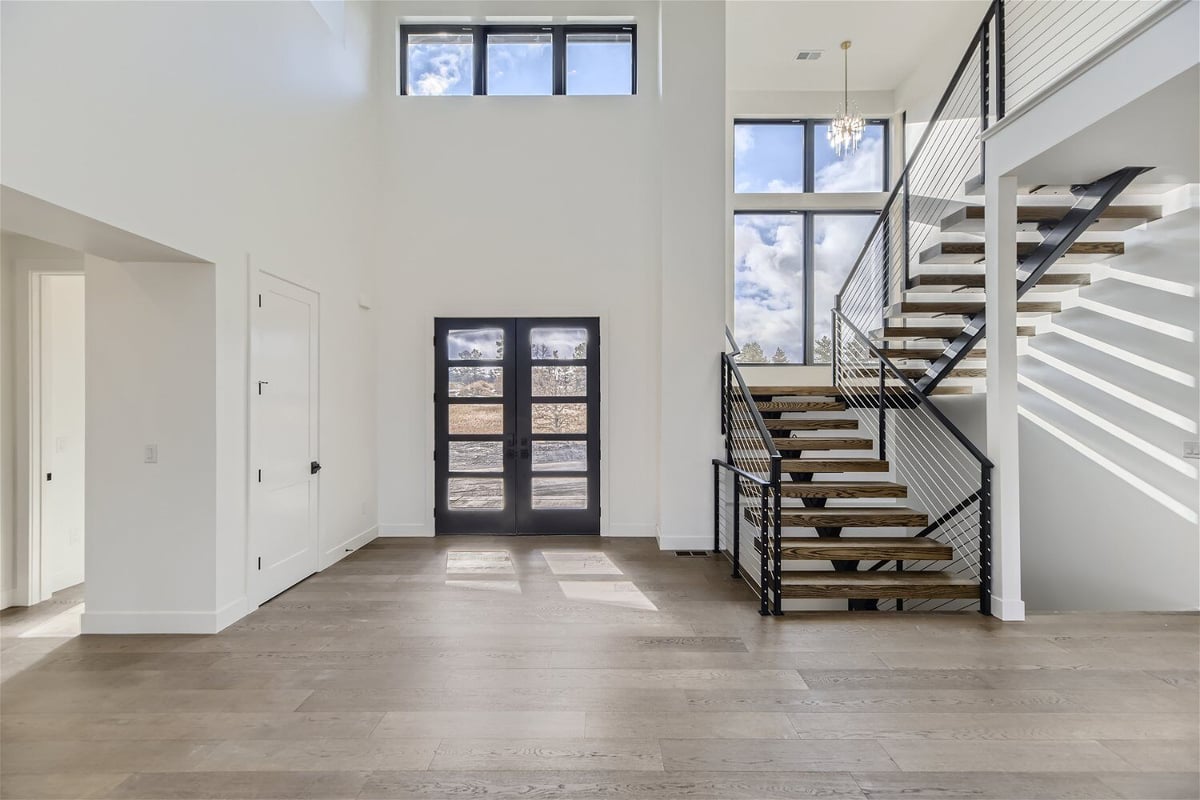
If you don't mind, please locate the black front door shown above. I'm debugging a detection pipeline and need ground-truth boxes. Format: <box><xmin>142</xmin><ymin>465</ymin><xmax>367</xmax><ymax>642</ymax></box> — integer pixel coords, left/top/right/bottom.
<box><xmin>434</xmin><ymin>317</ymin><xmax>600</xmax><ymax>534</ymax></box>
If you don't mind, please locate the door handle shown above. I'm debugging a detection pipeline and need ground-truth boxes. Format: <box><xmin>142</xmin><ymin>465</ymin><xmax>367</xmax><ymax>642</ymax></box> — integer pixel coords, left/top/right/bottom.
<box><xmin>311</xmin><ymin>461</ymin><xmax>322</xmax><ymax>475</ymax></box>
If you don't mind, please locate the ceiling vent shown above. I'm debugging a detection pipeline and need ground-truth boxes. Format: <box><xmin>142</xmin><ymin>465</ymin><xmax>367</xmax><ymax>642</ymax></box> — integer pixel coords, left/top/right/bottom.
<box><xmin>795</xmin><ymin>50</ymin><xmax>823</xmax><ymax>61</ymax></box>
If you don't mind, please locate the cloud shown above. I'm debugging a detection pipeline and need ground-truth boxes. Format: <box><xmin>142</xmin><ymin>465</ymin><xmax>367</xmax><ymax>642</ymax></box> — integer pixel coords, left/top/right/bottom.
<box><xmin>814</xmin><ymin>134</ymin><xmax>884</xmax><ymax>192</ymax></box>
<box><xmin>409</xmin><ymin>43</ymin><xmax>469</xmax><ymax>96</ymax></box>
<box><xmin>734</xmin><ymin>125</ymin><xmax>754</xmax><ymax>156</ymax></box>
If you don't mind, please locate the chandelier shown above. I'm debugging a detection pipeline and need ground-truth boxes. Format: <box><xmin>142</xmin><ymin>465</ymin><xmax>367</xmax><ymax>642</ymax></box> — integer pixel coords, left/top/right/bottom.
<box><xmin>828</xmin><ymin>40</ymin><xmax>865</xmax><ymax>158</ymax></box>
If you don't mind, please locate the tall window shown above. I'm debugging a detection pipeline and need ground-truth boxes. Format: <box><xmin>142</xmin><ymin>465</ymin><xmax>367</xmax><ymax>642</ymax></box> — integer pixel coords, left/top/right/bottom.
<box><xmin>734</xmin><ymin>211</ymin><xmax>877</xmax><ymax>365</ymax></box>
<box><xmin>733</xmin><ymin>118</ymin><xmax>887</xmax><ymax>364</ymax></box>
<box><xmin>734</xmin><ymin>119</ymin><xmax>888</xmax><ymax>193</ymax></box>
<box><xmin>400</xmin><ymin>25</ymin><xmax>637</xmax><ymax>96</ymax></box>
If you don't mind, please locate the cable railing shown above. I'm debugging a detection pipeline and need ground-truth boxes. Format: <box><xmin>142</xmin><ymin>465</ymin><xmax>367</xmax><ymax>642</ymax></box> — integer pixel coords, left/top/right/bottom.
<box><xmin>833</xmin><ymin>310</ymin><xmax>994</xmax><ymax>613</ymax></box>
<box><xmin>714</xmin><ymin>328</ymin><xmax>782</xmax><ymax>615</ymax></box>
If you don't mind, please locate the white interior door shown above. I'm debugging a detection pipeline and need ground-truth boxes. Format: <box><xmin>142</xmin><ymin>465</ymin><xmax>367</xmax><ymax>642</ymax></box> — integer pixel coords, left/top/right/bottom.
<box><xmin>39</xmin><ymin>274</ymin><xmax>86</xmax><ymax>595</ymax></box>
<box><xmin>251</xmin><ymin>273</ymin><xmax>319</xmax><ymax>605</ymax></box>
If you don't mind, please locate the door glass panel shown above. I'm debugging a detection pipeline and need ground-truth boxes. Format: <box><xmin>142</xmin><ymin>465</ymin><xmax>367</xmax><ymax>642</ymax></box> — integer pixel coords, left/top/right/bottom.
<box><xmin>531</xmin><ymin>366</ymin><xmax>586</xmax><ymax>397</ymax></box>
<box><xmin>449</xmin><ymin>441</ymin><xmax>504</xmax><ymax>472</ymax></box>
<box><xmin>448</xmin><ymin>366</ymin><xmax>503</xmax><ymax>397</ymax></box>
<box><xmin>448</xmin><ymin>477</ymin><xmax>504</xmax><ymax>509</ymax></box>
<box><xmin>448</xmin><ymin>329</ymin><xmax>504</xmax><ymax>360</ymax></box>
<box><xmin>530</xmin><ymin>328</ymin><xmax>587</xmax><ymax>359</ymax></box>
<box><xmin>449</xmin><ymin>404</ymin><xmax>504</xmax><ymax>434</ymax></box>
<box><xmin>532</xmin><ymin>441</ymin><xmax>586</xmax><ymax>471</ymax></box>
<box><xmin>532</xmin><ymin>477</ymin><xmax>587</xmax><ymax>509</ymax></box>
<box><xmin>532</xmin><ymin>403</ymin><xmax>586</xmax><ymax>434</ymax></box>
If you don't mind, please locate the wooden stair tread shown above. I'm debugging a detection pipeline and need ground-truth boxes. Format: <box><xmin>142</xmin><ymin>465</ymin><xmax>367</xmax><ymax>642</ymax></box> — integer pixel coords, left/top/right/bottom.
<box><xmin>744</xmin><ymin>481</ymin><xmax>909</xmax><ymax>499</ymax></box>
<box><xmin>898</xmin><ymin>367</ymin><xmax>986</xmax><ymax>379</ymax></box>
<box><xmin>781</xmin><ymin>458</ymin><xmax>890</xmax><ymax>473</ymax></box>
<box><xmin>908</xmin><ymin>273</ymin><xmax>1090</xmax><ymax>289</ymax></box>
<box><xmin>941</xmin><ymin>204</ymin><xmax>1161</xmax><ymax>233</ymax></box>
<box><xmin>880</xmin><ymin>325</ymin><xmax>1036</xmax><ymax>339</ymax></box>
<box><xmin>754</xmin><ymin>537</ymin><xmax>953</xmax><ymax>561</ymax></box>
<box><xmin>780</xmin><ymin>571</ymin><xmax>978</xmax><ymax>599</ymax></box>
<box><xmin>770</xmin><ymin>437</ymin><xmax>874</xmax><ymax>451</ymax></box>
<box><xmin>748</xmin><ymin>385</ymin><xmax>841</xmax><ymax>397</ymax></box>
<box><xmin>920</xmin><ymin>241</ymin><xmax>1124</xmax><ymax>265</ymax></box>
<box><xmin>762</xmin><ymin>418</ymin><xmax>859</xmax><ymax>431</ymax></box>
<box><xmin>896</xmin><ymin>300</ymin><xmax>1061</xmax><ymax>315</ymax></box>
<box><xmin>756</xmin><ymin>401</ymin><xmax>846</xmax><ymax>412</ymax></box>
<box><xmin>880</xmin><ymin>346</ymin><xmax>985</xmax><ymax>360</ymax></box>
<box><xmin>746</xmin><ymin>506</ymin><xmax>929</xmax><ymax>528</ymax></box>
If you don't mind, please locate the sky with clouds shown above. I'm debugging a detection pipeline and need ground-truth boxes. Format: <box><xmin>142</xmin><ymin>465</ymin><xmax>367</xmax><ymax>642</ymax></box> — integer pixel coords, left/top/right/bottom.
<box><xmin>407</xmin><ymin>33</ymin><xmax>632</xmax><ymax>96</ymax></box>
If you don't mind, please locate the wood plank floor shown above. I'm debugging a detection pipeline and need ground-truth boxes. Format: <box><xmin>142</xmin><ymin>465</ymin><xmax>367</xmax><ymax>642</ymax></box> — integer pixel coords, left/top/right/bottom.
<box><xmin>1</xmin><ymin>536</ymin><xmax>1196</xmax><ymax>799</ymax></box>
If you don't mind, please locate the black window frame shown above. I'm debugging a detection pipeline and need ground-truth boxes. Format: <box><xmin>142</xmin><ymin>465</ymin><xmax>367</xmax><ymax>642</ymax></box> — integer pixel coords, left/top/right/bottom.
<box><xmin>399</xmin><ymin>24</ymin><xmax>637</xmax><ymax>96</ymax></box>
<box><xmin>732</xmin><ymin>209</ymin><xmax>880</xmax><ymax>366</ymax></box>
<box><xmin>733</xmin><ymin>118</ymin><xmax>891</xmax><ymax>193</ymax></box>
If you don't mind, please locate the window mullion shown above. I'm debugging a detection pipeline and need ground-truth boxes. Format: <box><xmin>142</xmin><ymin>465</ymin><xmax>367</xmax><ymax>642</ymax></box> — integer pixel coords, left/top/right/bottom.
<box><xmin>804</xmin><ymin>121</ymin><xmax>815</xmax><ymax>193</ymax></box>
<box><xmin>553</xmin><ymin>27</ymin><xmax>566</xmax><ymax>95</ymax></box>
<box><xmin>804</xmin><ymin>211</ymin><xmax>815</xmax><ymax>365</ymax></box>
<box><xmin>474</xmin><ymin>26</ymin><xmax>486</xmax><ymax>95</ymax></box>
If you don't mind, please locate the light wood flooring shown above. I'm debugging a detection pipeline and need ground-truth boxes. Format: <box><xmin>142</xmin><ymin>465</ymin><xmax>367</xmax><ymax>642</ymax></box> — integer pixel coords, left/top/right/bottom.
<box><xmin>1</xmin><ymin>536</ymin><xmax>1196</xmax><ymax>799</ymax></box>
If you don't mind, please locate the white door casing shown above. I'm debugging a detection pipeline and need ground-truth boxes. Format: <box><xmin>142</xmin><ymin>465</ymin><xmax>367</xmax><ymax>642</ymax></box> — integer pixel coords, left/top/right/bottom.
<box><xmin>38</xmin><ymin>274</ymin><xmax>86</xmax><ymax>595</ymax></box>
<box><xmin>250</xmin><ymin>272</ymin><xmax>319</xmax><ymax>605</ymax></box>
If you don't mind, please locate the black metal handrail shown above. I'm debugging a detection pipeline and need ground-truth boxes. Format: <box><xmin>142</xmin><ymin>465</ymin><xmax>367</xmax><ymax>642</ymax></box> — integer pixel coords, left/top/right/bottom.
<box><xmin>836</xmin><ymin>0</ymin><xmax>1003</xmax><ymax>305</ymax></box>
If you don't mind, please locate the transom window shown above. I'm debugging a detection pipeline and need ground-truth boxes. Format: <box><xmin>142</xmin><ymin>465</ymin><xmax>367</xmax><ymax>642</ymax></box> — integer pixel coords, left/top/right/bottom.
<box><xmin>734</xmin><ymin>211</ymin><xmax>878</xmax><ymax>365</ymax></box>
<box><xmin>400</xmin><ymin>25</ymin><xmax>636</xmax><ymax>96</ymax></box>
<box><xmin>734</xmin><ymin>119</ymin><xmax>889</xmax><ymax>193</ymax></box>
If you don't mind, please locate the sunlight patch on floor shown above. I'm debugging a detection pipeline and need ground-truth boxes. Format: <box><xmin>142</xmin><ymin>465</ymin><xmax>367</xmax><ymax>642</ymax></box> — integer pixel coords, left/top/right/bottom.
<box><xmin>558</xmin><ymin>581</ymin><xmax>657</xmax><ymax>610</ymax></box>
<box><xmin>444</xmin><ymin>579</ymin><xmax>523</xmax><ymax>594</ymax></box>
<box><xmin>18</xmin><ymin>603</ymin><xmax>84</xmax><ymax>638</ymax></box>
<box><xmin>541</xmin><ymin>551</ymin><xmax>623</xmax><ymax>575</ymax></box>
<box><xmin>446</xmin><ymin>551</ymin><xmax>515</xmax><ymax>574</ymax></box>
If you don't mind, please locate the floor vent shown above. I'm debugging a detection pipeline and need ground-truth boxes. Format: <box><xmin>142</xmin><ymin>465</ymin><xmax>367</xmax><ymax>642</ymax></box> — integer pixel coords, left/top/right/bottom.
<box><xmin>674</xmin><ymin>550</ymin><xmax>709</xmax><ymax>557</ymax></box>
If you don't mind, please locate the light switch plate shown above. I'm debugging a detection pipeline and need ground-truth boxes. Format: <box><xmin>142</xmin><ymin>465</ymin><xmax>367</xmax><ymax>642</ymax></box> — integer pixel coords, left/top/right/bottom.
<box><xmin>1184</xmin><ymin>441</ymin><xmax>1200</xmax><ymax>460</ymax></box>
<box><xmin>144</xmin><ymin>444</ymin><xmax>158</xmax><ymax>464</ymax></box>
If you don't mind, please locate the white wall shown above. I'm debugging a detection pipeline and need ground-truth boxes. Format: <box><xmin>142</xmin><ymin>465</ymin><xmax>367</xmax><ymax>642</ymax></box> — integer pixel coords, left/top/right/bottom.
<box><xmin>373</xmin><ymin>1</ymin><xmax>727</xmax><ymax>545</ymax></box>
<box><xmin>2</xmin><ymin>1</ymin><xmax>379</xmax><ymax>630</ymax></box>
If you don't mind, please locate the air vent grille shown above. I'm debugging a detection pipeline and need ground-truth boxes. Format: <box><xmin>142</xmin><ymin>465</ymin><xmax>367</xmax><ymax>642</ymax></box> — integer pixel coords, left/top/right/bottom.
<box><xmin>795</xmin><ymin>50</ymin><xmax>823</xmax><ymax>61</ymax></box>
<box><xmin>674</xmin><ymin>550</ymin><xmax>710</xmax><ymax>557</ymax></box>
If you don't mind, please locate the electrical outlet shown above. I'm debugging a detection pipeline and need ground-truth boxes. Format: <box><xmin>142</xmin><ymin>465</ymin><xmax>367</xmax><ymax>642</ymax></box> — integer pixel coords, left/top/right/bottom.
<box><xmin>144</xmin><ymin>444</ymin><xmax>158</xmax><ymax>464</ymax></box>
<box><xmin>1184</xmin><ymin>441</ymin><xmax>1200</xmax><ymax>460</ymax></box>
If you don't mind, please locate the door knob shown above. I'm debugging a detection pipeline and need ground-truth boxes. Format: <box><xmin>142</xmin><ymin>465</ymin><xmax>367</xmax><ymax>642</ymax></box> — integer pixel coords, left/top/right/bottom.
<box><xmin>311</xmin><ymin>461</ymin><xmax>322</xmax><ymax>475</ymax></box>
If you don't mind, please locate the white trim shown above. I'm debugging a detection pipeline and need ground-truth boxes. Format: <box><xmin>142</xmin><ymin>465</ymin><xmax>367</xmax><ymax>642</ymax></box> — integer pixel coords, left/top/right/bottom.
<box><xmin>0</xmin><ymin>589</ymin><xmax>16</xmax><ymax>610</ymax></box>
<box><xmin>82</xmin><ymin>597</ymin><xmax>248</xmax><ymax>635</ymax></box>
<box><xmin>378</xmin><ymin>523</ymin><xmax>432</xmax><ymax>537</ymax></box>
<box><xmin>990</xmin><ymin>594</ymin><xmax>1026</xmax><ymax>622</ymax></box>
<box><xmin>657</xmin><ymin>535</ymin><xmax>713</xmax><ymax>551</ymax></box>
<box><xmin>981</xmin><ymin>0</ymin><xmax>1187</xmax><ymax>143</ymax></box>
<box><xmin>321</xmin><ymin>525</ymin><xmax>377</xmax><ymax>568</ymax></box>
<box><xmin>604</xmin><ymin>522</ymin><xmax>656</xmax><ymax>537</ymax></box>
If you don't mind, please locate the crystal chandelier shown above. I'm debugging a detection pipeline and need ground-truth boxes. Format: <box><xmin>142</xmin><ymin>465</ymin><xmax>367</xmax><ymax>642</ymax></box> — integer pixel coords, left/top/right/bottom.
<box><xmin>828</xmin><ymin>40</ymin><xmax>865</xmax><ymax>158</ymax></box>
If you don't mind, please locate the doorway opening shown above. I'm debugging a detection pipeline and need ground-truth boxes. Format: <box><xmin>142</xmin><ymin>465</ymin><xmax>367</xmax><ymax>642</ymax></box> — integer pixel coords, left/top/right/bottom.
<box><xmin>434</xmin><ymin>317</ymin><xmax>600</xmax><ymax>534</ymax></box>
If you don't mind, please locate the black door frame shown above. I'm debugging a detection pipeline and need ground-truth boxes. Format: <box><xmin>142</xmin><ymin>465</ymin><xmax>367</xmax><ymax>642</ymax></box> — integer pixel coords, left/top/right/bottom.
<box><xmin>434</xmin><ymin>317</ymin><xmax>600</xmax><ymax>535</ymax></box>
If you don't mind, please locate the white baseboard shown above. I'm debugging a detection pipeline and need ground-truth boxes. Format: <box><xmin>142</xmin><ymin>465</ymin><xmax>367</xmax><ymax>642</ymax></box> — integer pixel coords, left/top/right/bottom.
<box><xmin>379</xmin><ymin>523</ymin><xmax>433</xmax><ymax>537</ymax></box>
<box><xmin>0</xmin><ymin>589</ymin><xmax>15</xmax><ymax>611</ymax></box>
<box><xmin>605</xmin><ymin>522</ymin><xmax>656</xmax><ymax>538</ymax></box>
<box><xmin>991</xmin><ymin>594</ymin><xmax>1026</xmax><ymax>621</ymax></box>
<box><xmin>321</xmin><ymin>525</ymin><xmax>378</xmax><ymax>568</ymax></box>
<box><xmin>82</xmin><ymin>598</ymin><xmax>248</xmax><ymax>635</ymax></box>
<box><xmin>657</xmin><ymin>535</ymin><xmax>715</xmax><ymax>551</ymax></box>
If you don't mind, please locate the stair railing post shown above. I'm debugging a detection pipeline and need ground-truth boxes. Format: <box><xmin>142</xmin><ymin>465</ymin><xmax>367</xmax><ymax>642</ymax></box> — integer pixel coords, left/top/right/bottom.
<box><xmin>712</xmin><ymin>461</ymin><xmax>721</xmax><ymax>554</ymax></box>
<box><xmin>979</xmin><ymin>463</ymin><xmax>993</xmax><ymax>615</ymax></box>
<box><xmin>902</xmin><ymin>171</ymin><xmax>912</xmax><ymax>291</ymax></box>
<box><xmin>896</xmin><ymin>561</ymin><xmax>904</xmax><ymax>611</ymax></box>
<box><xmin>731</xmin><ymin>478</ymin><xmax>741</xmax><ymax>579</ymax></box>
<box><xmin>720</xmin><ymin>355</ymin><xmax>727</xmax><ymax>437</ymax></box>
<box><xmin>995</xmin><ymin>0</ymin><xmax>1006</xmax><ymax>120</ymax></box>
<box><xmin>877</xmin><ymin>357</ymin><xmax>887</xmax><ymax>462</ymax></box>
<box><xmin>759</xmin><ymin>487</ymin><xmax>770</xmax><ymax>616</ymax></box>
<box><xmin>771</xmin><ymin>456</ymin><xmax>783</xmax><ymax>616</ymax></box>
<box><xmin>831</xmin><ymin>307</ymin><xmax>840</xmax><ymax>382</ymax></box>
<box><xmin>979</xmin><ymin>16</ymin><xmax>990</xmax><ymax>176</ymax></box>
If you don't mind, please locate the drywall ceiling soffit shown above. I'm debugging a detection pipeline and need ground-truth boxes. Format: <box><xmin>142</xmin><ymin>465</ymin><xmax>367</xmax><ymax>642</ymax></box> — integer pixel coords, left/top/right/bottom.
<box><xmin>1</xmin><ymin>186</ymin><xmax>208</xmax><ymax>264</ymax></box>
<box><xmin>1014</xmin><ymin>66</ymin><xmax>1200</xmax><ymax>189</ymax></box>
<box><xmin>726</xmin><ymin>0</ymin><xmax>990</xmax><ymax>92</ymax></box>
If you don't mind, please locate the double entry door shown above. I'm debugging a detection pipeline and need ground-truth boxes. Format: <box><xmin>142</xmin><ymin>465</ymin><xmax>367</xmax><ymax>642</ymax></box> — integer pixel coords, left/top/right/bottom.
<box><xmin>435</xmin><ymin>318</ymin><xmax>599</xmax><ymax>534</ymax></box>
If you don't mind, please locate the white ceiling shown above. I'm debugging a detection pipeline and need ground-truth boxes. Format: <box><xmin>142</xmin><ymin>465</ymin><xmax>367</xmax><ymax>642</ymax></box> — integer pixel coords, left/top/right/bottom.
<box><xmin>726</xmin><ymin>0</ymin><xmax>990</xmax><ymax>92</ymax></box>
